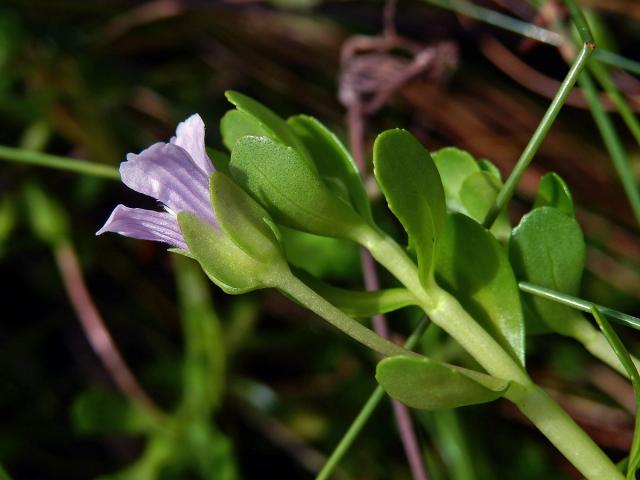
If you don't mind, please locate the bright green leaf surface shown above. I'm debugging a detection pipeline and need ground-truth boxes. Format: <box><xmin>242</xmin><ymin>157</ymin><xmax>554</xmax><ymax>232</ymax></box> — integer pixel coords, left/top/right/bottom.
<box><xmin>282</xmin><ymin>228</ymin><xmax>361</xmax><ymax>279</ymax></box>
<box><xmin>376</xmin><ymin>356</ymin><xmax>508</xmax><ymax>410</ymax></box>
<box><xmin>178</xmin><ymin>212</ymin><xmax>271</xmax><ymax>294</ymax></box>
<box><xmin>298</xmin><ymin>272</ymin><xmax>417</xmax><ymax>317</ymax></box>
<box><xmin>220</xmin><ymin>109</ymin><xmax>269</xmax><ymax>151</ymax></box>
<box><xmin>229</xmin><ymin>136</ymin><xmax>367</xmax><ymax>240</ymax></box>
<box><xmin>433</xmin><ymin>147</ymin><xmax>480</xmax><ymax>212</ymax></box>
<box><xmin>225</xmin><ymin>91</ymin><xmax>310</xmax><ymax>161</ymax></box>
<box><xmin>509</xmin><ymin>207</ymin><xmax>586</xmax><ymax>336</ymax></box>
<box><xmin>533</xmin><ymin>172</ymin><xmax>575</xmax><ymax>217</ymax></box>
<box><xmin>211</xmin><ymin>172</ymin><xmax>282</xmax><ymax>263</ymax></box>
<box><xmin>459</xmin><ymin>171</ymin><xmax>511</xmax><ymax>241</ymax></box>
<box><xmin>436</xmin><ymin>213</ymin><xmax>525</xmax><ymax>365</ymax></box>
<box><xmin>287</xmin><ymin>114</ymin><xmax>372</xmax><ymax>222</ymax></box>
<box><xmin>478</xmin><ymin>158</ymin><xmax>502</xmax><ymax>179</ymax></box>
<box><xmin>374</xmin><ymin>129</ymin><xmax>446</xmax><ymax>286</ymax></box>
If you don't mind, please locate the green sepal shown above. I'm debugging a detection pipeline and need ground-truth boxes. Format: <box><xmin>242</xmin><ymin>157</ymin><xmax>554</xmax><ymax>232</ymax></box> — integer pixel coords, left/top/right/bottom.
<box><xmin>229</xmin><ymin>135</ymin><xmax>368</xmax><ymax>241</ymax></box>
<box><xmin>287</xmin><ymin>114</ymin><xmax>373</xmax><ymax>223</ymax></box>
<box><xmin>225</xmin><ymin>91</ymin><xmax>310</xmax><ymax>162</ymax></box>
<box><xmin>211</xmin><ymin>171</ymin><xmax>282</xmax><ymax>263</ymax></box>
<box><xmin>373</xmin><ymin>129</ymin><xmax>446</xmax><ymax>287</ymax></box>
<box><xmin>177</xmin><ymin>211</ymin><xmax>277</xmax><ymax>294</ymax></box>
<box><xmin>436</xmin><ymin>213</ymin><xmax>525</xmax><ymax>365</ymax></box>
<box><xmin>220</xmin><ymin>109</ymin><xmax>270</xmax><ymax>151</ymax></box>
<box><xmin>533</xmin><ymin>172</ymin><xmax>575</xmax><ymax>217</ymax></box>
<box><xmin>376</xmin><ymin>356</ymin><xmax>509</xmax><ymax>410</ymax></box>
<box><xmin>297</xmin><ymin>271</ymin><xmax>417</xmax><ymax>317</ymax></box>
<box><xmin>509</xmin><ymin>207</ymin><xmax>585</xmax><ymax>336</ymax></box>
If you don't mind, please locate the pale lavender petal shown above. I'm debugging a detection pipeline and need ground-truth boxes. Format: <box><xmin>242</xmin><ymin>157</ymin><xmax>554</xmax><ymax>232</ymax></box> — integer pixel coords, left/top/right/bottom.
<box><xmin>120</xmin><ymin>142</ymin><xmax>215</xmax><ymax>224</ymax></box>
<box><xmin>170</xmin><ymin>114</ymin><xmax>215</xmax><ymax>176</ymax></box>
<box><xmin>96</xmin><ymin>205</ymin><xmax>187</xmax><ymax>250</ymax></box>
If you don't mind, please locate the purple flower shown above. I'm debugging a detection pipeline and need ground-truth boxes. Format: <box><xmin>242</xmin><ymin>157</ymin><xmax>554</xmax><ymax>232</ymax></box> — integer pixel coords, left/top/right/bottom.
<box><xmin>97</xmin><ymin>114</ymin><xmax>215</xmax><ymax>250</ymax></box>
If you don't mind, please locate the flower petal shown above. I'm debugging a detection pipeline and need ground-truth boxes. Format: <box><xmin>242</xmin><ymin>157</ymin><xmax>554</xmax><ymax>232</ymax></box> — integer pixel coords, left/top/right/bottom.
<box><xmin>120</xmin><ymin>142</ymin><xmax>215</xmax><ymax>224</ymax></box>
<box><xmin>170</xmin><ymin>114</ymin><xmax>215</xmax><ymax>176</ymax></box>
<box><xmin>96</xmin><ymin>205</ymin><xmax>187</xmax><ymax>250</ymax></box>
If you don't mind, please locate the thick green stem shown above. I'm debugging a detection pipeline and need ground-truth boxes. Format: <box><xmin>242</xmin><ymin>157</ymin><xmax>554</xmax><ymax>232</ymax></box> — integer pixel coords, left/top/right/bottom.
<box><xmin>572</xmin><ymin>317</ymin><xmax>640</xmax><ymax>377</ymax></box>
<box><xmin>363</xmin><ymin>229</ymin><xmax>528</xmax><ymax>383</ymax></box>
<box><xmin>361</xmin><ymin>228</ymin><xmax>621</xmax><ymax>479</ymax></box>
<box><xmin>510</xmin><ymin>386</ymin><xmax>624</xmax><ymax>480</ymax></box>
<box><xmin>275</xmin><ymin>270</ymin><xmax>418</xmax><ymax>358</ymax></box>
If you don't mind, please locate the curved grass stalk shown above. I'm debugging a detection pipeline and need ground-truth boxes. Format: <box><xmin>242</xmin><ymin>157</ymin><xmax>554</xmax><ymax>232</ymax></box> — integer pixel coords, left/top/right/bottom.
<box><xmin>482</xmin><ymin>39</ymin><xmax>594</xmax><ymax>227</ymax></box>
<box><xmin>0</xmin><ymin>144</ymin><xmax>119</xmax><ymax>180</ymax></box>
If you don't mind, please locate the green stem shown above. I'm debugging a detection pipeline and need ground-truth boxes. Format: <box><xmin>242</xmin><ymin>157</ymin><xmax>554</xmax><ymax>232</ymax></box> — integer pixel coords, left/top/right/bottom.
<box><xmin>424</xmin><ymin>0</ymin><xmax>562</xmax><ymax>46</ymax></box>
<box><xmin>276</xmin><ymin>271</ymin><xmax>418</xmax><ymax>358</ymax></box>
<box><xmin>483</xmin><ymin>41</ymin><xmax>595</xmax><ymax>227</ymax></box>
<box><xmin>578</xmin><ymin>70</ymin><xmax>640</xmax><ymax>226</ymax></box>
<box><xmin>509</xmin><ymin>385</ymin><xmax>624</xmax><ymax>480</ymax></box>
<box><xmin>361</xmin><ymin>229</ymin><xmax>621</xmax><ymax>478</ymax></box>
<box><xmin>519</xmin><ymin>282</ymin><xmax>640</xmax><ymax>375</ymax></box>
<box><xmin>363</xmin><ymin>229</ymin><xmax>528</xmax><ymax>383</ymax></box>
<box><xmin>424</xmin><ymin>0</ymin><xmax>639</xmax><ymax>74</ymax></box>
<box><xmin>593</xmin><ymin>50</ymin><xmax>640</xmax><ymax>77</ymax></box>
<box><xmin>518</xmin><ymin>281</ymin><xmax>640</xmax><ymax>330</ymax></box>
<box><xmin>316</xmin><ymin>317</ymin><xmax>430</xmax><ymax>480</ymax></box>
<box><xmin>0</xmin><ymin>144</ymin><xmax>120</xmax><ymax>180</ymax></box>
<box><xmin>589</xmin><ymin>61</ymin><xmax>640</xmax><ymax>149</ymax></box>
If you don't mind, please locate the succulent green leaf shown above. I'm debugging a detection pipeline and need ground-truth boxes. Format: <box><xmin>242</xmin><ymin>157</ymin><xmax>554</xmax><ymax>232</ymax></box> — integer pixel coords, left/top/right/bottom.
<box><xmin>297</xmin><ymin>271</ymin><xmax>417</xmax><ymax>317</ymax></box>
<box><xmin>376</xmin><ymin>356</ymin><xmax>509</xmax><ymax>410</ymax></box>
<box><xmin>282</xmin><ymin>227</ymin><xmax>360</xmax><ymax>279</ymax></box>
<box><xmin>225</xmin><ymin>91</ymin><xmax>310</xmax><ymax>162</ymax></box>
<box><xmin>72</xmin><ymin>389</ymin><xmax>155</xmax><ymax>435</ymax></box>
<box><xmin>509</xmin><ymin>207</ymin><xmax>586</xmax><ymax>336</ymax></box>
<box><xmin>459</xmin><ymin>171</ymin><xmax>511</xmax><ymax>242</ymax></box>
<box><xmin>436</xmin><ymin>213</ymin><xmax>525</xmax><ymax>365</ymax></box>
<box><xmin>374</xmin><ymin>129</ymin><xmax>446</xmax><ymax>286</ymax></box>
<box><xmin>478</xmin><ymin>158</ymin><xmax>502</xmax><ymax>179</ymax></box>
<box><xmin>220</xmin><ymin>109</ymin><xmax>270</xmax><ymax>151</ymax></box>
<box><xmin>177</xmin><ymin>212</ymin><xmax>272</xmax><ymax>294</ymax></box>
<box><xmin>433</xmin><ymin>147</ymin><xmax>480</xmax><ymax>211</ymax></box>
<box><xmin>287</xmin><ymin>114</ymin><xmax>372</xmax><ymax>222</ymax></box>
<box><xmin>229</xmin><ymin>135</ymin><xmax>368</xmax><ymax>241</ymax></box>
<box><xmin>533</xmin><ymin>172</ymin><xmax>575</xmax><ymax>217</ymax></box>
<box><xmin>211</xmin><ymin>172</ymin><xmax>282</xmax><ymax>263</ymax></box>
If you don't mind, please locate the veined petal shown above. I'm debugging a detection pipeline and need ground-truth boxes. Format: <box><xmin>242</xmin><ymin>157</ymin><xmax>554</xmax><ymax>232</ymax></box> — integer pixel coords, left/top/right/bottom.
<box><xmin>170</xmin><ymin>114</ymin><xmax>215</xmax><ymax>176</ymax></box>
<box><xmin>96</xmin><ymin>205</ymin><xmax>187</xmax><ymax>250</ymax></box>
<box><xmin>121</xmin><ymin>142</ymin><xmax>215</xmax><ymax>224</ymax></box>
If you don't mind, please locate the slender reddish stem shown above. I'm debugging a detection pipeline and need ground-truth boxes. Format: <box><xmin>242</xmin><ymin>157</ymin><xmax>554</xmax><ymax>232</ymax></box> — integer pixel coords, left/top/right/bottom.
<box><xmin>54</xmin><ymin>241</ymin><xmax>161</xmax><ymax>417</ymax></box>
